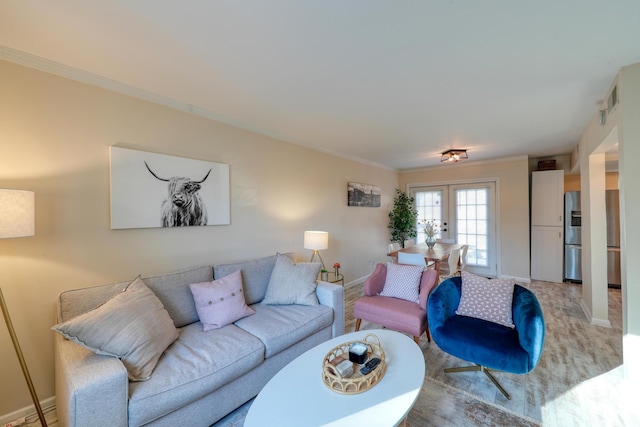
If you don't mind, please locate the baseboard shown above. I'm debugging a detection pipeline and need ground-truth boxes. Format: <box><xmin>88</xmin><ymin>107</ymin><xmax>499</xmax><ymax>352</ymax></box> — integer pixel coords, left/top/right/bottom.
<box><xmin>499</xmin><ymin>274</ymin><xmax>531</xmax><ymax>284</ymax></box>
<box><xmin>580</xmin><ymin>299</ymin><xmax>612</xmax><ymax>328</ymax></box>
<box><xmin>345</xmin><ymin>275</ymin><xmax>369</xmax><ymax>287</ymax></box>
<box><xmin>0</xmin><ymin>396</ymin><xmax>56</xmax><ymax>425</ymax></box>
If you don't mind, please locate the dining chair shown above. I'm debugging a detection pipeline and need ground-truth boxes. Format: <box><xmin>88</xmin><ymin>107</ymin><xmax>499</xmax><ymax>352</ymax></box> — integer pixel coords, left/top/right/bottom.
<box><xmin>457</xmin><ymin>244</ymin><xmax>469</xmax><ymax>275</ymax></box>
<box><xmin>439</xmin><ymin>247</ymin><xmax>461</xmax><ymax>282</ymax></box>
<box><xmin>388</xmin><ymin>242</ymin><xmax>402</xmax><ymax>262</ymax></box>
<box><xmin>398</xmin><ymin>251</ymin><xmax>427</xmax><ymax>269</ymax></box>
<box><xmin>404</xmin><ymin>239</ymin><xmax>415</xmax><ymax>248</ymax></box>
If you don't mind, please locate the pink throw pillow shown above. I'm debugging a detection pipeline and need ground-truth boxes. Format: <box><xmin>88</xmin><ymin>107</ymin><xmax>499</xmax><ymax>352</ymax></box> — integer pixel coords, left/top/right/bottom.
<box><xmin>189</xmin><ymin>270</ymin><xmax>255</xmax><ymax>331</ymax></box>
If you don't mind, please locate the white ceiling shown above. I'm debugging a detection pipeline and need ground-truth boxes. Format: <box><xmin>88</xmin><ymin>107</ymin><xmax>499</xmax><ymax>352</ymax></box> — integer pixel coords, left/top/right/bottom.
<box><xmin>1</xmin><ymin>1</ymin><xmax>639</xmax><ymax>170</ymax></box>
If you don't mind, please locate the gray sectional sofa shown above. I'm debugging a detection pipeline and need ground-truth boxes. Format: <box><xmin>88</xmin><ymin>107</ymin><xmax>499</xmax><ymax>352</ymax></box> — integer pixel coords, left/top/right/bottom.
<box><xmin>53</xmin><ymin>253</ymin><xmax>345</xmax><ymax>427</ymax></box>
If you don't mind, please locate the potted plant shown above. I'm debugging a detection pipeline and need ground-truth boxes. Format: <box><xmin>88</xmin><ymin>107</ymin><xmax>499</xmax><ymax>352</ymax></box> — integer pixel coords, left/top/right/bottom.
<box><xmin>388</xmin><ymin>189</ymin><xmax>418</xmax><ymax>247</ymax></box>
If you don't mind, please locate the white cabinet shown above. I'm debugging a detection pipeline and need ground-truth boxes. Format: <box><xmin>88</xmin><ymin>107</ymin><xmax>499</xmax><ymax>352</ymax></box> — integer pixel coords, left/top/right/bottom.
<box><xmin>531</xmin><ymin>225</ymin><xmax>564</xmax><ymax>282</ymax></box>
<box><xmin>531</xmin><ymin>170</ymin><xmax>564</xmax><ymax>227</ymax></box>
<box><xmin>531</xmin><ymin>170</ymin><xmax>564</xmax><ymax>282</ymax></box>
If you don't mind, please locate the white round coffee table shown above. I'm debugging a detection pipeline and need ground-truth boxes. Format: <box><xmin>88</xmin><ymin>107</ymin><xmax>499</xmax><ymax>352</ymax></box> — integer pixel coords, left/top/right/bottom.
<box><xmin>244</xmin><ymin>329</ymin><xmax>425</xmax><ymax>427</ymax></box>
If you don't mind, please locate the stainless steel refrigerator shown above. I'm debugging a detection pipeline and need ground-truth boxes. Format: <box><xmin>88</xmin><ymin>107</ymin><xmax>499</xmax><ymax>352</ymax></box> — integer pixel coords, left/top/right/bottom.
<box><xmin>564</xmin><ymin>190</ymin><xmax>621</xmax><ymax>286</ymax></box>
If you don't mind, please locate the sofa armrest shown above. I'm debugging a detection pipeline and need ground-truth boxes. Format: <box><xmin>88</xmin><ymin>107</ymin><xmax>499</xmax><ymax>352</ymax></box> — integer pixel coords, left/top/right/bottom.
<box><xmin>316</xmin><ymin>281</ymin><xmax>344</xmax><ymax>338</ymax></box>
<box><xmin>512</xmin><ymin>285</ymin><xmax>546</xmax><ymax>371</ymax></box>
<box><xmin>55</xmin><ymin>333</ymin><xmax>129</xmax><ymax>427</ymax></box>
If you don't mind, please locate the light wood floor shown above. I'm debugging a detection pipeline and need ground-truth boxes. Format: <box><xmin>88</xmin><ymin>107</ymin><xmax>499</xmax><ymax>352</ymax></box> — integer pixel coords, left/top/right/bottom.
<box><xmin>346</xmin><ymin>278</ymin><xmax>638</xmax><ymax>426</ymax></box>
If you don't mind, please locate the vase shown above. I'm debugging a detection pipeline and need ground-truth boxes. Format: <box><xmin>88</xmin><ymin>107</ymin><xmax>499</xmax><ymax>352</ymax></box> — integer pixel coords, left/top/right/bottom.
<box><xmin>425</xmin><ymin>235</ymin><xmax>436</xmax><ymax>249</ymax></box>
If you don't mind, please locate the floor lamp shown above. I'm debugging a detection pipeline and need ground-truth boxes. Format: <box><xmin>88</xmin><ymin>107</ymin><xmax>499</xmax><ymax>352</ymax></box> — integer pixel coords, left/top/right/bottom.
<box><xmin>303</xmin><ymin>230</ymin><xmax>328</xmax><ymax>269</ymax></box>
<box><xmin>0</xmin><ymin>189</ymin><xmax>47</xmax><ymax>427</ymax></box>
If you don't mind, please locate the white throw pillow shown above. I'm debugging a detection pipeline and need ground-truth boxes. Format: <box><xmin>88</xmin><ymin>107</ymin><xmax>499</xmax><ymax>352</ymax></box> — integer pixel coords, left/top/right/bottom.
<box><xmin>379</xmin><ymin>262</ymin><xmax>423</xmax><ymax>303</ymax></box>
<box><xmin>51</xmin><ymin>276</ymin><xmax>179</xmax><ymax>381</ymax></box>
<box><xmin>456</xmin><ymin>271</ymin><xmax>515</xmax><ymax>328</ymax></box>
<box><xmin>262</xmin><ymin>253</ymin><xmax>321</xmax><ymax>306</ymax></box>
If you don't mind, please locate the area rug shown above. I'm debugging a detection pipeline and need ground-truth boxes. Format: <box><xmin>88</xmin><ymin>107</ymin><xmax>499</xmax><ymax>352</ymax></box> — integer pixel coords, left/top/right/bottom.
<box><xmin>409</xmin><ymin>377</ymin><xmax>539</xmax><ymax>427</ymax></box>
<box><xmin>210</xmin><ymin>376</ymin><xmax>539</xmax><ymax>427</ymax></box>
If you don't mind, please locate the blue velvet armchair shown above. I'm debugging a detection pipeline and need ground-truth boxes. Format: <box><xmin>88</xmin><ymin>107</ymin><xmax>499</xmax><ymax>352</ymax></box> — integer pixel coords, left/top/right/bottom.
<box><xmin>427</xmin><ymin>276</ymin><xmax>545</xmax><ymax>400</ymax></box>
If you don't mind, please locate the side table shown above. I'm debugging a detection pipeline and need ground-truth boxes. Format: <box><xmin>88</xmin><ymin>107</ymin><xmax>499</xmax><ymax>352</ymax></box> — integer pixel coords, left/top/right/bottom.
<box><xmin>319</xmin><ymin>271</ymin><xmax>344</xmax><ymax>285</ymax></box>
<box><xmin>326</xmin><ymin>271</ymin><xmax>344</xmax><ymax>285</ymax></box>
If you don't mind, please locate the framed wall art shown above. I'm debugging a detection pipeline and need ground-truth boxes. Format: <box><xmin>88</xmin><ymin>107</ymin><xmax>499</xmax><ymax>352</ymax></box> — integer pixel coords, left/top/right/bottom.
<box><xmin>347</xmin><ymin>182</ymin><xmax>381</xmax><ymax>207</ymax></box>
<box><xmin>109</xmin><ymin>146</ymin><xmax>230</xmax><ymax>229</ymax></box>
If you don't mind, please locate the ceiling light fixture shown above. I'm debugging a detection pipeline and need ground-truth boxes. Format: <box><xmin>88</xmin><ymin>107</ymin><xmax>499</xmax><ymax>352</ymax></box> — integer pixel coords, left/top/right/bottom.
<box><xmin>440</xmin><ymin>149</ymin><xmax>468</xmax><ymax>163</ymax></box>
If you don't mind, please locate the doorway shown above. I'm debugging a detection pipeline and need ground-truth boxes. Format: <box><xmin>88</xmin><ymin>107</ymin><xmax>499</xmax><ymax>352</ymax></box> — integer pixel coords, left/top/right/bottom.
<box><xmin>409</xmin><ymin>181</ymin><xmax>497</xmax><ymax>277</ymax></box>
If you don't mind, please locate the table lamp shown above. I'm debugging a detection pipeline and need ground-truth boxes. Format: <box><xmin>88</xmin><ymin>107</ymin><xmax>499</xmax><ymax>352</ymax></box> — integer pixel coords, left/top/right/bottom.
<box><xmin>303</xmin><ymin>231</ymin><xmax>328</xmax><ymax>269</ymax></box>
<box><xmin>0</xmin><ymin>189</ymin><xmax>47</xmax><ymax>427</ymax></box>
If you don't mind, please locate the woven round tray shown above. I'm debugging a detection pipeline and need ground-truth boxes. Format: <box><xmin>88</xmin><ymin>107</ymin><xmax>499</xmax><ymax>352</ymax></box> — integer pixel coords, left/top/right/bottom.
<box><xmin>322</xmin><ymin>333</ymin><xmax>386</xmax><ymax>394</ymax></box>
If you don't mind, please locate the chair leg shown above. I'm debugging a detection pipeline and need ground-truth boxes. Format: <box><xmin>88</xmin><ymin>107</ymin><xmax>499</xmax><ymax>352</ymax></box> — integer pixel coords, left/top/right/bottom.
<box><xmin>413</xmin><ymin>336</ymin><xmax>420</xmax><ymax>344</ymax></box>
<box><xmin>444</xmin><ymin>364</ymin><xmax>512</xmax><ymax>400</ymax></box>
<box><xmin>355</xmin><ymin>318</ymin><xmax>362</xmax><ymax>332</ymax></box>
<box><xmin>425</xmin><ymin>327</ymin><xmax>432</xmax><ymax>342</ymax></box>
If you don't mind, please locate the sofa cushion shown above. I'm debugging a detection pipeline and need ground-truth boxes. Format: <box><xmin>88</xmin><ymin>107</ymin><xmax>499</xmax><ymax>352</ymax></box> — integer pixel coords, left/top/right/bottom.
<box><xmin>57</xmin><ymin>265</ymin><xmax>213</xmax><ymax>327</ymax></box>
<box><xmin>52</xmin><ymin>276</ymin><xmax>179</xmax><ymax>381</ymax></box>
<box><xmin>456</xmin><ymin>271</ymin><xmax>515</xmax><ymax>328</ymax></box>
<box><xmin>262</xmin><ymin>253</ymin><xmax>321</xmax><ymax>306</ymax></box>
<box><xmin>143</xmin><ymin>265</ymin><xmax>213</xmax><ymax>328</ymax></box>
<box><xmin>353</xmin><ymin>295</ymin><xmax>426</xmax><ymax>338</ymax></box>
<box><xmin>234</xmin><ymin>303</ymin><xmax>333</xmax><ymax>357</ymax></box>
<box><xmin>436</xmin><ymin>315</ymin><xmax>528</xmax><ymax>373</ymax></box>
<box><xmin>128</xmin><ymin>323</ymin><xmax>264</xmax><ymax>427</ymax></box>
<box><xmin>379</xmin><ymin>262</ymin><xmax>423</xmax><ymax>303</ymax></box>
<box><xmin>189</xmin><ymin>270</ymin><xmax>256</xmax><ymax>331</ymax></box>
<box><xmin>214</xmin><ymin>254</ymin><xmax>281</xmax><ymax>305</ymax></box>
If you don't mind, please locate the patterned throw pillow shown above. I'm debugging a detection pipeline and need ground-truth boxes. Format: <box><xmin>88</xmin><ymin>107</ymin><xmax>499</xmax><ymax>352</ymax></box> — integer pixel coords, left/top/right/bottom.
<box><xmin>189</xmin><ymin>269</ymin><xmax>256</xmax><ymax>331</ymax></box>
<box><xmin>379</xmin><ymin>262</ymin><xmax>424</xmax><ymax>303</ymax></box>
<box><xmin>456</xmin><ymin>271</ymin><xmax>515</xmax><ymax>328</ymax></box>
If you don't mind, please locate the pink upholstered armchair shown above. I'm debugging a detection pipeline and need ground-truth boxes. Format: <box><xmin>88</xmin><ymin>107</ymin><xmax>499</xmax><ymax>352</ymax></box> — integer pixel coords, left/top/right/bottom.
<box><xmin>354</xmin><ymin>263</ymin><xmax>438</xmax><ymax>344</ymax></box>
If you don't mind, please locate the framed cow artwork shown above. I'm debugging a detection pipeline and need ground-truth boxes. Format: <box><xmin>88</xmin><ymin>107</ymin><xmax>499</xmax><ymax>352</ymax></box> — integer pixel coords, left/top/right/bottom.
<box><xmin>109</xmin><ymin>146</ymin><xmax>230</xmax><ymax>229</ymax></box>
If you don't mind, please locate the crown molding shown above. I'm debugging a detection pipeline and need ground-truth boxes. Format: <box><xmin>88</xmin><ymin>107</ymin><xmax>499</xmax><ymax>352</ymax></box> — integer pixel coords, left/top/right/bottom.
<box><xmin>399</xmin><ymin>155</ymin><xmax>529</xmax><ymax>174</ymax></box>
<box><xmin>1</xmin><ymin>45</ymin><xmax>396</xmax><ymax>172</ymax></box>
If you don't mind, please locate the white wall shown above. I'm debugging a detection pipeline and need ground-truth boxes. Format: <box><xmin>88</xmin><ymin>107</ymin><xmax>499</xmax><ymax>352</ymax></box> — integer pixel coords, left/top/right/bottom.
<box><xmin>577</xmin><ymin>62</ymin><xmax>640</xmax><ymax>379</ymax></box>
<box><xmin>399</xmin><ymin>156</ymin><xmax>530</xmax><ymax>281</ymax></box>
<box><xmin>0</xmin><ymin>59</ymin><xmax>399</xmax><ymax>415</ymax></box>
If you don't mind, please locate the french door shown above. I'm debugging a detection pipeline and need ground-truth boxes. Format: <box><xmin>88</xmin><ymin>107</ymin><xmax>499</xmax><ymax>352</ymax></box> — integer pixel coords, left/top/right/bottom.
<box><xmin>409</xmin><ymin>181</ymin><xmax>497</xmax><ymax>277</ymax></box>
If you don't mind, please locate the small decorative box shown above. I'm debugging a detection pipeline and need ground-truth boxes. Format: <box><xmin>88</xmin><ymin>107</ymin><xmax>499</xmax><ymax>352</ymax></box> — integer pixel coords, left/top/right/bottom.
<box><xmin>349</xmin><ymin>342</ymin><xmax>368</xmax><ymax>364</ymax></box>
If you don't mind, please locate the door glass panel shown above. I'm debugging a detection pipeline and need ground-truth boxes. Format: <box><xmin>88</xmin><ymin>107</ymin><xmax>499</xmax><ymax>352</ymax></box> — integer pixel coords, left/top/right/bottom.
<box><xmin>456</xmin><ymin>188</ymin><xmax>489</xmax><ymax>267</ymax></box>
<box><xmin>414</xmin><ymin>189</ymin><xmax>444</xmax><ymax>242</ymax></box>
<box><xmin>410</xmin><ymin>181</ymin><xmax>496</xmax><ymax>276</ymax></box>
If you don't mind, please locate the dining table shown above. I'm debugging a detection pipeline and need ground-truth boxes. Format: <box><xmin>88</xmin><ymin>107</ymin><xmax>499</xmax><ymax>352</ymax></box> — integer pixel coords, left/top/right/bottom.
<box><xmin>387</xmin><ymin>242</ymin><xmax>463</xmax><ymax>283</ymax></box>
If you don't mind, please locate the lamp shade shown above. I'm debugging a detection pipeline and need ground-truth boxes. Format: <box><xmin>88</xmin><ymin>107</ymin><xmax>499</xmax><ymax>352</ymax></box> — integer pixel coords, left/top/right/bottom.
<box><xmin>0</xmin><ymin>189</ymin><xmax>35</xmax><ymax>239</ymax></box>
<box><xmin>303</xmin><ymin>231</ymin><xmax>328</xmax><ymax>250</ymax></box>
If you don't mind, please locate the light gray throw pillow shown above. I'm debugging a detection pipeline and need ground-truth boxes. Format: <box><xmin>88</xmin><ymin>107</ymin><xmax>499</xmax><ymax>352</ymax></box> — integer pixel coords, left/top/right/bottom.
<box><xmin>262</xmin><ymin>253</ymin><xmax>321</xmax><ymax>306</ymax></box>
<box><xmin>51</xmin><ymin>276</ymin><xmax>179</xmax><ymax>381</ymax></box>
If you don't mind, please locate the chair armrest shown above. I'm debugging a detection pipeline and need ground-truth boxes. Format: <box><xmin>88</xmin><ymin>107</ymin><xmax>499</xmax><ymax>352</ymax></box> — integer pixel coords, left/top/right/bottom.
<box><xmin>54</xmin><ymin>333</ymin><xmax>129</xmax><ymax>427</ymax></box>
<box><xmin>316</xmin><ymin>281</ymin><xmax>345</xmax><ymax>338</ymax></box>
<box><xmin>427</xmin><ymin>277</ymin><xmax>462</xmax><ymax>330</ymax></box>
<box><xmin>363</xmin><ymin>263</ymin><xmax>387</xmax><ymax>296</ymax></box>
<box><xmin>418</xmin><ymin>269</ymin><xmax>438</xmax><ymax>309</ymax></box>
<box><xmin>512</xmin><ymin>285</ymin><xmax>546</xmax><ymax>372</ymax></box>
